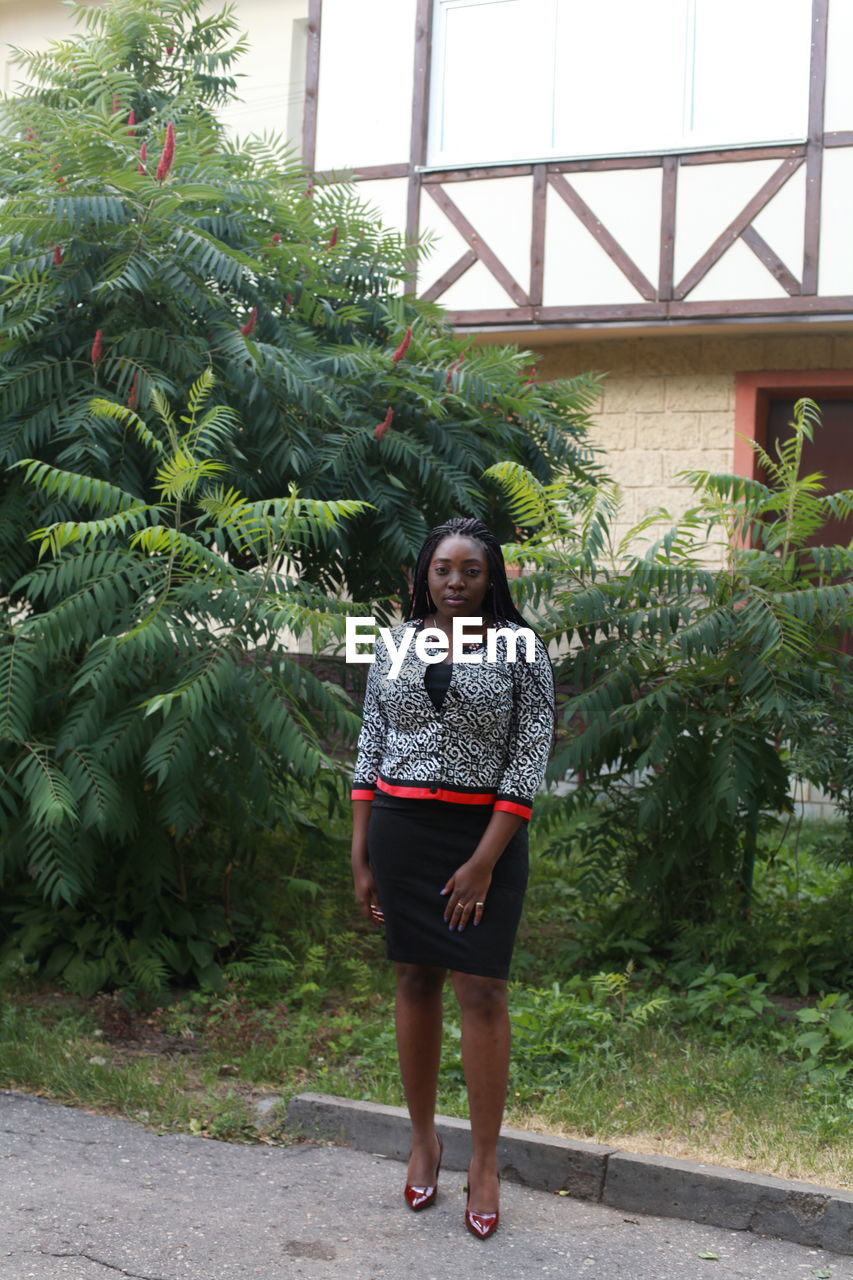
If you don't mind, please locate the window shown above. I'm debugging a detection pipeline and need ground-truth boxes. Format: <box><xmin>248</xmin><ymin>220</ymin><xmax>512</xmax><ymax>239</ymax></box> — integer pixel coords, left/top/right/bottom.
<box><xmin>765</xmin><ymin>398</ymin><xmax>853</xmax><ymax>549</ymax></box>
<box><xmin>734</xmin><ymin>373</ymin><xmax>853</xmax><ymax>549</ymax></box>
<box><xmin>429</xmin><ymin>0</ymin><xmax>813</xmax><ymax>167</ymax></box>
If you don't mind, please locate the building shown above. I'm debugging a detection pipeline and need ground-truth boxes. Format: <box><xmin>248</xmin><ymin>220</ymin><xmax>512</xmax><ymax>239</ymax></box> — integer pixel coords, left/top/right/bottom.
<box><xmin>305</xmin><ymin>0</ymin><xmax>852</xmax><ymax>552</ymax></box>
<box><xmin>2</xmin><ymin>0</ymin><xmax>851</xmax><ymax>555</ymax></box>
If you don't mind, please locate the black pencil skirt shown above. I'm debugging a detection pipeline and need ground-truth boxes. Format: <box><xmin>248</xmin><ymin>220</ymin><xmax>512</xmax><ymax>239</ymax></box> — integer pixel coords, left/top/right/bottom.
<box><xmin>367</xmin><ymin>793</ymin><xmax>529</xmax><ymax>980</ymax></box>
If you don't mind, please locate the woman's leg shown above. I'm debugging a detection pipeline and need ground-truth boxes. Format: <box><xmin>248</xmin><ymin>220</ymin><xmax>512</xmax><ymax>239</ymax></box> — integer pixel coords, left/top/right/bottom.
<box><xmin>451</xmin><ymin>971</ymin><xmax>509</xmax><ymax>1213</ymax></box>
<box><xmin>395</xmin><ymin>961</ymin><xmax>446</xmax><ymax>1184</ymax></box>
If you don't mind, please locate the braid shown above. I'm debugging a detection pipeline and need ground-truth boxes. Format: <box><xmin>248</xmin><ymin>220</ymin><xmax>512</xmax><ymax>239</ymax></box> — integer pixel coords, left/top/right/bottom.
<box><xmin>406</xmin><ymin>516</ymin><xmax>527</xmax><ymax>626</ymax></box>
<box><xmin>406</xmin><ymin>516</ymin><xmax>556</xmax><ymax>757</ymax></box>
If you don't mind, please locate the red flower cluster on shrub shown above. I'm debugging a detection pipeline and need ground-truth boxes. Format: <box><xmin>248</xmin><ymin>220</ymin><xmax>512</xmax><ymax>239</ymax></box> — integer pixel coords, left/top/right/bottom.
<box><xmin>391</xmin><ymin>327</ymin><xmax>412</xmax><ymax>365</ymax></box>
<box><xmin>53</xmin><ymin>245</ymin><xmax>63</xmax><ymax>266</ymax></box>
<box><xmin>446</xmin><ymin>353</ymin><xmax>465</xmax><ymax>386</ymax></box>
<box><xmin>240</xmin><ymin>307</ymin><xmax>258</xmax><ymax>337</ymax></box>
<box><xmin>374</xmin><ymin>407</ymin><xmax>393</xmax><ymax>440</ymax></box>
<box><xmin>91</xmin><ymin>330</ymin><xmax>104</xmax><ymax>365</ymax></box>
<box><xmin>156</xmin><ymin>122</ymin><xmax>175</xmax><ymax>182</ymax></box>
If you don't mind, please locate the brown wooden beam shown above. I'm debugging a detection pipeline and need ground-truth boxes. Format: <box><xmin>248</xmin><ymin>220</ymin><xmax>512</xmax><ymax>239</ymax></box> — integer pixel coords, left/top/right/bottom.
<box><xmin>313</xmin><ymin>163</ymin><xmax>411</xmax><ymax>184</ymax></box>
<box><xmin>424</xmin><ymin>184</ymin><xmax>529</xmax><ymax>306</ymax></box>
<box><xmin>422</xmin><ymin>163</ymin><xmax>534</xmax><ymax>183</ymax></box>
<box><xmin>405</xmin><ymin>0</ymin><xmax>434</xmax><ymax>294</ymax></box>
<box><xmin>679</xmin><ymin>144</ymin><xmax>806</xmax><ymax>166</ymax></box>
<box><xmin>444</xmin><ymin>295</ymin><xmax>853</xmax><ymax>328</ymax></box>
<box><xmin>673</xmin><ymin>158</ymin><xmax>803</xmax><ymax>300</ymax></box>
<box><xmin>548</xmin><ymin>173</ymin><xmax>657</xmax><ymax>301</ymax></box>
<box><xmin>824</xmin><ymin>130</ymin><xmax>853</xmax><ymax>148</ymax></box>
<box><xmin>658</xmin><ymin>155</ymin><xmax>678</xmax><ymax>301</ymax></box>
<box><xmin>444</xmin><ymin>307</ymin><xmax>535</xmax><ymax>326</ymax></box>
<box><xmin>352</xmin><ymin>164</ymin><xmax>412</xmax><ymax>182</ymax></box>
<box><xmin>666</xmin><ymin>294</ymin><xmax>853</xmax><ymax>318</ymax></box>
<box><xmin>535</xmin><ymin>302</ymin><xmax>668</xmax><ymax>322</ymax></box>
<box><xmin>548</xmin><ymin>155</ymin><xmax>661</xmax><ymax>174</ymax></box>
<box><xmin>529</xmin><ymin>164</ymin><xmax>547</xmax><ymax>308</ymax></box>
<box><xmin>420</xmin><ymin>249</ymin><xmax>478</xmax><ymax>302</ymax></box>
<box><xmin>339</xmin><ymin>143</ymin><xmax>815</xmax><ymax>193</ymax></box>
<box><xmin>302</xmin><ymin>0</ymin><xmax>322</xmax><ymax>172</ymax></box>
<box><xmin>803</xmin><ymin>0</ymin><xmax>829</xmax><ymax>294</ymax></box>
<box><xmin>740</xmin><ymin>225</ymin><xmax>802</xmax><ymax>296</ymax></box>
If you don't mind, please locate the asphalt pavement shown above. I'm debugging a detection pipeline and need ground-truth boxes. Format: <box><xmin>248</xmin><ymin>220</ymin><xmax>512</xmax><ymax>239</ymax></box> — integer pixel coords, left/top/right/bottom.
<box><xmin>1</xmin><ymin>1090</ymin><xmax>850</xmax><ymax>1280</ymax></box>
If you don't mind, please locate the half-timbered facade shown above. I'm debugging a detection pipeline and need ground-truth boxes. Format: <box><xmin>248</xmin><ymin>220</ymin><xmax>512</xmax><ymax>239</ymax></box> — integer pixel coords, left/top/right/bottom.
<box><xmin>3</xmin><ymin>0</ymin><xmax>850</xmax><ymax>556</ymax></box>
<box><xmin>304</xmin><ymin>0</ymin><xmax>853</xmax><ymax>549</ymax></box>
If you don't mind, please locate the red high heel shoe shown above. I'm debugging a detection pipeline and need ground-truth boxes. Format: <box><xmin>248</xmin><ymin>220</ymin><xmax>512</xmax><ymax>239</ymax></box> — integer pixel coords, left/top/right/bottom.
<box><xmin>464</xmin><ymin>1166</ymin><xmax>500</xmax><ymax>1239</ymax></box>
<box><xmin>404</xmin><ymin>1134</ymin><xmax>443</xmax><ymax>1211</ymax></box>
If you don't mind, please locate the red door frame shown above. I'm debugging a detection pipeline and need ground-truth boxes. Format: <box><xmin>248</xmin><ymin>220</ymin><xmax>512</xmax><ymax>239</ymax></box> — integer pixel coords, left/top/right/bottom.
<box><xmin>734</xmin><ymin>369</ymin><xmax>853</xmax><ymax>477</ymax></box>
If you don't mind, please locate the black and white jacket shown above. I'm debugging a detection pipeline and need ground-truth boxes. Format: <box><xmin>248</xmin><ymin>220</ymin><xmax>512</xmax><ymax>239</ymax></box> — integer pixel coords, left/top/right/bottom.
<box><xmin>352</xmin><ymin>619</ymin><xmax>555</xmax><ymax>821</ymax></box>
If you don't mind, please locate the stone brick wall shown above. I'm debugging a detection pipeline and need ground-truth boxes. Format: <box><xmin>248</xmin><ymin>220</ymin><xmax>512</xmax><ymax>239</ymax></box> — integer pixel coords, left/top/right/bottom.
<box><xmin>534</xmin><ymin>330</ymin><xmax>853</xmax><ymax>558</ymax></box>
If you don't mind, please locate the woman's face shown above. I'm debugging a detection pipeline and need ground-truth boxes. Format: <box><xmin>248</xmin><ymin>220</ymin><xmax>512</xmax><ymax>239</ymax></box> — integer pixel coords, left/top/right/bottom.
<box><xmin>426</xmin><ymin>535</ymin><xmax>490</xmax><ymax>623</ymax></box>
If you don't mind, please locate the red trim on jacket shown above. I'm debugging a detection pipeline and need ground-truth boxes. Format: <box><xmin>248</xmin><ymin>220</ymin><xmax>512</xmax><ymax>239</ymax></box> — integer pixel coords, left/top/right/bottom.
<box><xmin>493</xmin><ymin>798</ymin><xmax>532</xmax><ymax>820</ymax></box>
<box><xmin>350</xmin><ymin>783</ymin><xmax>533</xmax><ymax>820</ymax></box>
<box><xmin>376</xmin><ymin>778</ymin><xmax>495</xmax><ymax>805</ymax></box>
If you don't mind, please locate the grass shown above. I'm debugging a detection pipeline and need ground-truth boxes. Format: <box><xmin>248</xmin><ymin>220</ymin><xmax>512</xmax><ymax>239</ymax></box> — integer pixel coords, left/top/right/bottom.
<box><xmin>1</xmin><ymin>977</ymin><xmax>850</xmax><ymax>1188</ymax></box>
<box><xmin>0</xmin><ymin>820</ymin><xmax>850</xmax><ymax>1187</ymax></box>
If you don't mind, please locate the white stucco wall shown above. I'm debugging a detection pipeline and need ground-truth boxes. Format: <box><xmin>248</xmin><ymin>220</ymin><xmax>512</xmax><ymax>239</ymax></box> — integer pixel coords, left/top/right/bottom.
<box><xmin>0</xmin><ymin>0</ymin><xmax>307</xmax><ymax>147</ymax></box>
<box><xmin>313</xmin><ymin>0</ymin><xmax>415</xmax><ymax>171</ymax></box>
<box><xmin>824</xmin><ymin>0</ymin><xmax>853</xmax><ymax>133</ymax></box>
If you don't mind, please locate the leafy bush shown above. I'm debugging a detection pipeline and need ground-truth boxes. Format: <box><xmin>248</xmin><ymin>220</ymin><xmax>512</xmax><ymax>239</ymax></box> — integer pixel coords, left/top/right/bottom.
<box><xmin>669</xmin><ymin>967</ymin><xmax>780</xmax><ymax>1044</ymax></box>
<box><xmin>0</xmin><ymin>374</ymin><xmax>364</xmax><ymax>992</ymax></box>
<box><xmin>491</xmin><ymin>398</ymin><xmax>852</xmax><ymax>932</ymax></box>
<box><xmin>508</xmin><ymin>967</ymin><xmax>670</xmax><ymax>1086</ymax></box>
<box><xmin>524</xmin><ymin>804</ymin><xmax>852</xmax><ymax>996</ymax></box>
<box><xmin>792</xmin><ymin>993</ymin><xmax>853</xmax><ymax>1083</ymax></box>
<box><xmin>0</xmin><ymin>0</ymin><xmax>598</xmax><ymax>607</ymax></box>
<box><xmin>0</xmin><ymin>0</ymin><xmax>600</xmax><ymax>994</ymax></box>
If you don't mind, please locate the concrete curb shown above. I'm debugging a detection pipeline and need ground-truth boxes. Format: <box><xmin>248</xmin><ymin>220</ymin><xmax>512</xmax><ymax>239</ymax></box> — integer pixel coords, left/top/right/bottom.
<box><xmin>287</xmin><ymin>1092</ymin><xmax>853</xmax><ymax>1256</ymax></box>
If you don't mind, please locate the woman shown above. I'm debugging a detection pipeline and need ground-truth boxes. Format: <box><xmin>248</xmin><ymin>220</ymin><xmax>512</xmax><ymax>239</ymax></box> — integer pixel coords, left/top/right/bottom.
<box><xmin>350</xmin><ymin>517</ymin><xmax>554</xmax><ymax>1239</ymax></box>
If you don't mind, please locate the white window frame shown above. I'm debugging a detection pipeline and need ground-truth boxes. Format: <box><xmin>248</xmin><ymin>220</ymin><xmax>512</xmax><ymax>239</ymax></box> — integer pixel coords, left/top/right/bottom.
<box><xmin>426</xmin><ymin>0</ymin><xmax>812</xmax><ymax>169</ymax></box>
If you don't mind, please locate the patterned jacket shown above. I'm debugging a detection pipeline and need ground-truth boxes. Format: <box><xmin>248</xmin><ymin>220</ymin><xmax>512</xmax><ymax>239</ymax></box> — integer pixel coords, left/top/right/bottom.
<box><xmin>351</xmin><ymin>619</ymin><xmax>554</xmax><ymax>820</ymax></box>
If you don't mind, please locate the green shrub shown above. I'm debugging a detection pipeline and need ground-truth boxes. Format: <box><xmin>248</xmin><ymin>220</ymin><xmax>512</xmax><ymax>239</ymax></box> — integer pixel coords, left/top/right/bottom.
<box><xmin>792</xmin><ymin>993</ymin><xmax>853</xmax><ymax>1083</ymax></box>
<box><xmin>491</xmin><ymin>398</ymin><xmax>852</xmax><ymax>933</ymax></box>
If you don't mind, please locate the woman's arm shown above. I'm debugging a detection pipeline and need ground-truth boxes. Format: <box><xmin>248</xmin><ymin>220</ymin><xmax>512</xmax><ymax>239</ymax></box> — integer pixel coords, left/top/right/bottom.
<box><xmin>351</xmin><ymin>799</ymin><xmax>382</xmax><ymax>924</ymax></box>
<box><xmin>351</xmin><ymin>648</ymin><xmax>389</xmax><ymax>925</ymax></box>
<box><xmin>493</xmin><ymin>633</ymin><xmax>555</xmax><ymax>820</ymax></box>
<box><xmin>443</xmin><ymin>633</ymin><xmax>554</xmax><ymax>930</ymax></box>
<box><xmin>351</xmin><ymin>649</ymin><xmax>389</xmax><ymax>803</ymax></box>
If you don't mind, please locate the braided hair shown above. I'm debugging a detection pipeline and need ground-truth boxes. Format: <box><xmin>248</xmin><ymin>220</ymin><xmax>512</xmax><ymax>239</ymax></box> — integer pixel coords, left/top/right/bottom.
<box><xmin>406</xmin><ymin>516</ymin><xmax>527</xmax><ymax>626</ymax></box>
<box><xmin>406</xmin><ymin>517</ymin><xmax>556</xmax><ymax>756</ymax></box>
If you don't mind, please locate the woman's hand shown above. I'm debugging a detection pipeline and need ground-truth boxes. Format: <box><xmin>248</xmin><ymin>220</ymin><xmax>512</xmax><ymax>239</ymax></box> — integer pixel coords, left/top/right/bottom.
<box><xmin>352</xmin><ymin>859</ymin><xmax>384</xmax><ymax>927</ymax></box>
<box><xmin>440</xmin><ymin>812</ymin><xmax>524</xmax><ymax>932</ymax></box>
<box><xmin>441</xmin><ymin>857</ymin><xmax>493</xmax><ymax>932</ymax></box>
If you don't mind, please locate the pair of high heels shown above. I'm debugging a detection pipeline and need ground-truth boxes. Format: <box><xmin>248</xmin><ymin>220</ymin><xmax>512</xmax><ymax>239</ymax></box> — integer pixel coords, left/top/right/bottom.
<box><xmin>404</xmin><ymin>1134</ymin><xmax>443</xmax><ymax>1211</ymax></box>
<box><xmin>464</xmin><ymin>1166</ymin><xmax>500</xmax><ymax>1240</ymax></box>
<box><xmin>404</xmin><ymin>1138</ymin><xmax>499</xmax><ymax>1239</ymax></box>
